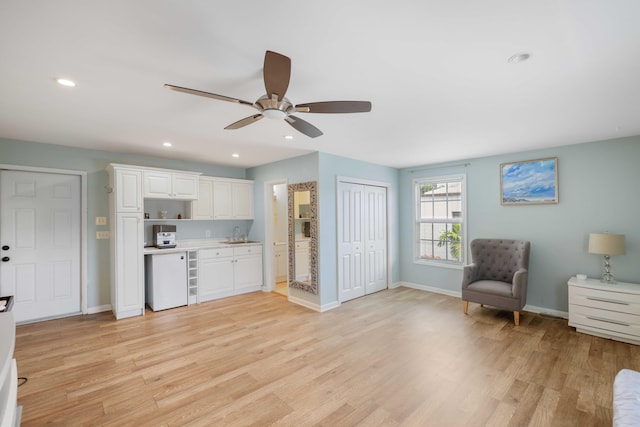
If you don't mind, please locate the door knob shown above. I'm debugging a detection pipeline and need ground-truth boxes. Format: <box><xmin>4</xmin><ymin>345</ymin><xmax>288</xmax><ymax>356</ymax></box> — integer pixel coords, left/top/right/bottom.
<box><xmin>1</xmin><ymin>257</ymin><xmax>9</xmax><ymax>262</ymax></box>
<box><xmin>1</xmin><ymin>245</ymin><xmax>8</xmax><ymax>251</ymax></box>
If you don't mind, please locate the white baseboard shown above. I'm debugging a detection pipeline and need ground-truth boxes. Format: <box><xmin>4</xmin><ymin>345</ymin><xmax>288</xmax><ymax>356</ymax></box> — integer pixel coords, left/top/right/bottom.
<box><xmin>87</xmin><ymin>304</ymin><xmax>112</xmax><ymax>314</ymax></box>
<box><xmin>395</xmin><ymin>281</ymin><xmax>461</xmax><ymax>298</ymax></box>
<box><xmin>320</xmin><ymin>300</ymin><xmax>341</xmax><ymax>312</ymax></box>
<box><xmin>288</xmin><ymin>295</ymin><xmax>321</xmax><ymax>312</ymax></box>
<box><xmin>287</xmin><ymin>296</ymin><xmax>341</xmax><ymax>313</ymax></box>
<box><xmin>522</xmin><ymin>304</ymin><xmax>568</xmax><ymax>319</ymax></box>
<box><xmin>393</xmin><ymin>282</ymin><xmax>568</xmax><ymax>319</ymax></box>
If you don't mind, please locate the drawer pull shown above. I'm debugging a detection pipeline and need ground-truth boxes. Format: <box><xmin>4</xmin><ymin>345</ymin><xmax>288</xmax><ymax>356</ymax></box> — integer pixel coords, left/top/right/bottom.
<box><xmin>586</xmin><ymin>296</ymin><xmax>629</xmax><ymax>305</ymax></box>
<box><xmin>586</xmin><ymin>316</ymin><xmax>630</xmax><ymax>327</ymax></box>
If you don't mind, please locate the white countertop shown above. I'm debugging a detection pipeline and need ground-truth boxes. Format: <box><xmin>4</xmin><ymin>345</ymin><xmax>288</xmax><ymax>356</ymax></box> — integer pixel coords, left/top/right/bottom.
<box><xmin>143</xmin><ymin>239</ymin><xmax>262</xmax><ymax>255</ymax></box>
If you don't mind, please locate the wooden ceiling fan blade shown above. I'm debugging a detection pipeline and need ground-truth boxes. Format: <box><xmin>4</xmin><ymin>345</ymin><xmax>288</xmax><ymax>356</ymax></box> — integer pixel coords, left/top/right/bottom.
<box><xmin>263</xmin><ymin>51</ymin><xmax>291</xmax><ymax>102</ymax></box>
<box><xmin>295</xmin><ymin>101</ymin><xmax>372</xmax><ymax>113</ymax></box>
<box><xmin>285</xmin><ymin>115</ymin><xmax>323</xmax><ymax>138</ymax></box>
<box><xmin>164</xmin><ymin>84</ymin><xmax>256</xmax><ymax>107</ymax></box>
<box><xmin>225</xmin><ymin>114</ymin><xmax>264</xmax><ymax>130</ymax></box>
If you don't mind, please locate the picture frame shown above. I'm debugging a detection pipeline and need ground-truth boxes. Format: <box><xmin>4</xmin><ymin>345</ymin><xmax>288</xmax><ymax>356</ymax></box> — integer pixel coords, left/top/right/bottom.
<box><xmin>500</xmin><ymin>157</ymin><xmax>558</xmax><ymax>205</ymax></box>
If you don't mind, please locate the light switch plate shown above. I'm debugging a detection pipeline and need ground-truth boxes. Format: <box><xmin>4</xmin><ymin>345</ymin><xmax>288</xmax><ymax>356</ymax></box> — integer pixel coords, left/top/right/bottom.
<box><xmin>96</xmin><ymin>216</ymin><xmax>107</xmax><ymax>225</ymax></box>
<box><xmin>96</xmin><ymin>231</ymin><xmax>110</xmax><ymax>239</ymax></box>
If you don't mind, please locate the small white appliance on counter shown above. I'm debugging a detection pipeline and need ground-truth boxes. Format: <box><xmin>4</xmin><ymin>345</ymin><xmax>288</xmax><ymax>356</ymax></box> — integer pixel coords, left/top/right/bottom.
<box><xmin>153</xmin><ymin>224</ymin><xmax>177</xmax><ymax>248</ymax></box>
<box><xmin>145</xmin><ymin>252</ymin><xmax>187</xmax><ymax>311</ymax></box>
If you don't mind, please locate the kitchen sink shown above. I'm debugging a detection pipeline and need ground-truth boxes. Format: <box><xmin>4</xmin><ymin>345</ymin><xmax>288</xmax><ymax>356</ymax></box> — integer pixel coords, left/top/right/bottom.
<box><xmin>224</xmin><ymin>240</ymin><xmax>259</xmax><ymax>245</ymax></box>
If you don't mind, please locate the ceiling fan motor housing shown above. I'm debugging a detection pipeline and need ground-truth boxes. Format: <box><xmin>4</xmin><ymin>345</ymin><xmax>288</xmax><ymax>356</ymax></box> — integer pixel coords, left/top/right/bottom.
<box><xmin>256</xmin><ymin>95</ymin><xmax>293</xmax><ymax>119</ymax></box>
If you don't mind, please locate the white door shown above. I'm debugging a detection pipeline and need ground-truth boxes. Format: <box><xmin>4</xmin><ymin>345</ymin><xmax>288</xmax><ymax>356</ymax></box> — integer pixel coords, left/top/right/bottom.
<box><xmin>338</xmin><ymin>182</ymin><xmax>365</xmax><ymax>302</ymax></box>
<box><xmin>0</xmin><ymin>170</ymin><xmax>81</xmax><ymax>323</ymax></box>
<box><xmin>365</xmin><ymin>186</ymin><xmax>387</xmax><ymax>294</ymax></box>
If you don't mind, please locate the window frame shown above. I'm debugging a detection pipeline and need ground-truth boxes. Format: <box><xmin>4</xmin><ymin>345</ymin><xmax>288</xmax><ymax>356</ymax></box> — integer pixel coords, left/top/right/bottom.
<box><xmin>413</xmin><ymin>174</ymin><xmax>467</xmax><ymax>269</ymax></box>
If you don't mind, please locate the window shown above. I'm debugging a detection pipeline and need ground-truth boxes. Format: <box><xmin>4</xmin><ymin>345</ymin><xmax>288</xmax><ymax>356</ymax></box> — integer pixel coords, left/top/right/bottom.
<box><xmin>414</xmin><ymin>174</ymin><xmax>466</xmax><ymax>266</ymax></box>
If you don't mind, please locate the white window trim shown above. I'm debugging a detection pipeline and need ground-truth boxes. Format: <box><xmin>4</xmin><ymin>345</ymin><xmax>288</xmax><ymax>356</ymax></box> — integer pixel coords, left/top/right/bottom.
<box><xmin>413</xmin><ymin>173</ymin><xmax>467</xmax><ymax>269</ymax></box>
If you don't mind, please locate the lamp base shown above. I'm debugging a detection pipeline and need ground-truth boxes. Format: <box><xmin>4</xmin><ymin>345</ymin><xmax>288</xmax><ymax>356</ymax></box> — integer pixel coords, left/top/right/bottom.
<box><xmin>601</xmin><ymin>255</ymin><xmax>616</xmax><ymax>284</ymax></box>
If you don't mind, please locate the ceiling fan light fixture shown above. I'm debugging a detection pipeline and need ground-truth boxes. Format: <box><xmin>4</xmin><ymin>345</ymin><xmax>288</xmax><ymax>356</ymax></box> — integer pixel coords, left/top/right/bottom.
<box><xmin>262</xmin><ymin>108</ymin><xmax>287</xmax><ymax>120</ymax></box>
<box><xmin>56</xmin><ymin>78</ymin><xmax>76</xmax><ymax>87</ymax></box>
<box><xmin>508</xmin><ymin>52</ymin><xmax>530</xmax><ymax>64</ymax></box>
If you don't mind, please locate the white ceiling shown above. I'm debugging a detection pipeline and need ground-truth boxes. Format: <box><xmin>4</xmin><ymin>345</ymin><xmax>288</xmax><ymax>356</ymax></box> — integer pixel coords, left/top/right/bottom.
<box><xmin>1</xmin><ymin>1</ymin><xmax>639</xmax><ymax>169</ymax></box>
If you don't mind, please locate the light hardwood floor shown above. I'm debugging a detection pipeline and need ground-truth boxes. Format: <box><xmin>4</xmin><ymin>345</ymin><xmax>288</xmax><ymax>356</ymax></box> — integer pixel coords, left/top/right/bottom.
<box><xmin>15</xmin><ymin>287</ymin><xmax>640</xmax><ymax>426</ymax></box>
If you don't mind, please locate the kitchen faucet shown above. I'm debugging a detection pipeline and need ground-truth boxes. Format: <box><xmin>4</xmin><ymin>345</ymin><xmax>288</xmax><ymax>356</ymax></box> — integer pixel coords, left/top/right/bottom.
<box><xmin>233</xmin><ymin>226</ymin><xmax>240</xmax><ymax>241</ymax></box>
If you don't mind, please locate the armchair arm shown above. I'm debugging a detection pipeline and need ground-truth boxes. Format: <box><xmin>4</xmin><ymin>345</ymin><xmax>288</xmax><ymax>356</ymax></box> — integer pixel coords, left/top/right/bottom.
<box><xmin>462</xmin><ymin>264</ymin><xmax>478</xmax><ymax>289</ymax></box>
<box><xmin>511</xmin><ymin>268</ymin><xmax>528</xmax><ymax>300</ymax></box>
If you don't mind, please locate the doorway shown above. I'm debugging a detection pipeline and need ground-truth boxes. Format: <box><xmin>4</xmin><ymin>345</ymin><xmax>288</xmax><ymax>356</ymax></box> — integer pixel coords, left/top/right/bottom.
<box><xmin>337</xmin><ymin>178</ymin><xmax>389</xmax><ymax>303</ymax></box>
<box><xmin>0</xmin><ymin>168</ymin><xmax>86</xmax><ymax>323</ymax></box>
<box><xmin>264</xmin><ymin>180</ymin><xmax>288</xmax><ymax>297</ymax></box>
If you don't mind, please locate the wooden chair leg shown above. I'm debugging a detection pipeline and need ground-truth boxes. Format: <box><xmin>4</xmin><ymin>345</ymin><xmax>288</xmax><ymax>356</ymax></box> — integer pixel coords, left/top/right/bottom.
<box><xmin>463</xmin><ymin>300</ymin><xmax>469</xmax><ymax>314</ymax></box>
<box><xmin>514</xmin><ymin>311</ymin><xmax>520</xmax><ymax>326</ymax></box>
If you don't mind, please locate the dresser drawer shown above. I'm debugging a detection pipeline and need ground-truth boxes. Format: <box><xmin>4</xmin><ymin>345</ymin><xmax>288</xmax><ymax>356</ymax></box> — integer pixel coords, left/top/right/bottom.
<box><xmin>569</xmin><ymin>304</ymin><xmax>640</xmax><ymax>338</ymax></box>
<box><xmin>569</xmin><ymin>286</ymin><xmax>640</xmax><ymax>315</ymax></box>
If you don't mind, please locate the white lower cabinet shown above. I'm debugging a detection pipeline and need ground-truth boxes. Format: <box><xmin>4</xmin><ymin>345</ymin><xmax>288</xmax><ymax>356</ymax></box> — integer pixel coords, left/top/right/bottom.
<box><xmin>295</xmin><ymin>240</ymin><xmax>310</xmax><ymax>282</ymax></box>
<box><xmin>274</xmin><ymin>244</ymin><xmax>287</xmax><ymax>282</ymax></box>
<box><xmin>199</xmin><ymin>245</ymin><xmax>262</xmax><ymax>302</ymax></box>
<box><xmin>113</xmin><ymin>213</ymin><xmax>144</xmax><ymax>319</ymax></box>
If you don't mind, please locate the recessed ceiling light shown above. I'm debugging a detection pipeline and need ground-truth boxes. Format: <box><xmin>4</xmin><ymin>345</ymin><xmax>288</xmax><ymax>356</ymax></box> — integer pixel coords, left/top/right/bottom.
<box><xmin>232</xmin><ymin>153</ymin><xmax>240</xmax><ymax>158</ymax></box>
<box><xmin>508</xmin><ymin>53</ymin><xmax>530</xmax><ymax>64</ymax></box>
<box><xmin>284</xmin><ymin>135</ymin><xmax>294</xmax><ymax>140</ymax></box>
<box><xmin>162</xmin><ymin>142</ymin><xmax>172</xmax><ymax>147</ymax></box>
<box><xmin>56</xmin><ymin>78</ymin><xmax>76</xmax><ymax>87</ymax></box>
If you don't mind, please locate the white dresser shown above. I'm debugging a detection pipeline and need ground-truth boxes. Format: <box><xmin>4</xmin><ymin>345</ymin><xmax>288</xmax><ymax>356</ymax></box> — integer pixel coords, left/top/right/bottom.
<box><xmin>568</xmin><ymin>276</ymin><xmax>640</xmax><ymax>345</ymax></box>
<box><xmin>0</xmin><ymin>311</ymin><xmax>21</xmax><ymax>426</ymax></box>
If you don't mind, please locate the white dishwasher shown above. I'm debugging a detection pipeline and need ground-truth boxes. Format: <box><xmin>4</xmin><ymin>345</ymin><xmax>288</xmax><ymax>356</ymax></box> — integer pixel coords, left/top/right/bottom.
<box><xmin>145</xmin><ymin>252</ymin><xmax>187</xmax><ymax>311</ymax></box>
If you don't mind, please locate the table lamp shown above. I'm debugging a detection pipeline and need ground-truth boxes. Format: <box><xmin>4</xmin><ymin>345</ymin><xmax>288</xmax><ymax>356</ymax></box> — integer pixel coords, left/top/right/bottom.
<box><xmin>588</xmin><ymin>233</ymin><xmax>626</xmax><ymax>284</ymax></box>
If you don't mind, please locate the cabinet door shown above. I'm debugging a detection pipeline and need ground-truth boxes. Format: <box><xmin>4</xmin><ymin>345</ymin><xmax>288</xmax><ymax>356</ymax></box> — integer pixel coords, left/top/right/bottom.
<box><xmin>192</xmin><ymin>179</ymin><xmax>214</xmax><ymax>219</ymax></box>
<box><xmin>143</xmin><ymin>171</ymin><xmax>172</xmax><ymax>198</ymax></box>
<box><xmin>275</xmin><ymin>245</ymin><xmax>287</xmax><ymax>282</ymax></box>
<box><xmin>213</xmin><ymin>180</ymin><xmax>233</xmax><ymax>219</ymax></box>
<box><xmin>235</xmin><ymin>255</ymin><xmax>263</xmax><ymax>289</ymax></box>
<box><xmin>199</xmin><ymin>256</ymin><xmax>234</xmax><ymax>299</ymax></box>
<box><xmin>116</xmin><ymin>214</ymin><xmax>144</xmax><ymax>315</ymax></box>
<box><xmin>172</xmin><ymin>174</ymin><xmax>199</xmax><ymax>200</ymax></box>
<box><xmin>295</xmin><ymin>243</ymin><xmax>310</xmax><ymax>281</ymax></box>
<box><xmin>233</xmin><ymin>182</ymin><xmax>254</xmax><ymax>219</ymax></box>
<box><xmin>115</xmin><ymin>169</ymin><xmax>142</xmax><ymax>213</ymax></box>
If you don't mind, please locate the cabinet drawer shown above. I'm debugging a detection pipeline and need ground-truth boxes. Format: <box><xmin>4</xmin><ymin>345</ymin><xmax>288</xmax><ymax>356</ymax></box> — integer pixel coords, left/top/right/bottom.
<box><xmin>569</xmin><ymin>305</ymin><xmax>640</xmax><ymax>338</ymax></box>
<box><xmin>569</xmin><ymin>286</ymin><xmax>640</xmax><ymax>315</ymax></box>
<box><xmin>199</xmin><ymin>247</ymin><xmax>233</xmax><ymax>260</ymax></box>
<box><xmin>234</xmin><ymin>245</ymin><xmax>262</xmax><ymax>256</ymax></box>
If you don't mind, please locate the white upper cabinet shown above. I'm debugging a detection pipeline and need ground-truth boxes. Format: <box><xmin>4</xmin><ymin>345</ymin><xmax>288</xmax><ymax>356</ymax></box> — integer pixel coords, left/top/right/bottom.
<box><xmin>143</xmin><ymin>170</ymin><xmax>199</xmax><ymax>200</ymax></box>
<box><xmin>232</xmin><ymin>181</ymin><xmax>254</xmax><ymax>219</ymax></box>
<box><xmin>192</xmin><ymin>177</ymin><xmax>215</xmax><ymax>220</ymax></box>
<box><xmin>113</xmin><ymin>167</ymin><xmax>142</xmax><ymax>213</ymax></box>
<box><xmin>195</xmin><ymin>178</ymin><xmax>254</xmax><ymax>220</ymax></box>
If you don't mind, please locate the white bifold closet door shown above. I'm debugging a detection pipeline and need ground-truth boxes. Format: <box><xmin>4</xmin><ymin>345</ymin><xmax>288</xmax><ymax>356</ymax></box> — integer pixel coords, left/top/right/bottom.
<box><xmin>338</xmin><ymin>181</ymin><xmax>387</xmax><ymax>303</ymax></box>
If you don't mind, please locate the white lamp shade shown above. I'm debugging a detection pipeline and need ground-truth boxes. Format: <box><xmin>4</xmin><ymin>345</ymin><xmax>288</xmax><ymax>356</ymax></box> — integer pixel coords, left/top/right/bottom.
<box><xmin>588</xmin><ymin>233</ymin><xmax>626</xmax><ymax>255</ymax></box>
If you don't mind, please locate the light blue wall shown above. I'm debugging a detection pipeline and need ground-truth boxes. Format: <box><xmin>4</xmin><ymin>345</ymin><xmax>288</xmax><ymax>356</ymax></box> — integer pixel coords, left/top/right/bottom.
<box><xmin>317</xmin><ymin>152</ymin><xmax>400</xmax><ymax>306</ymax></box>
<box><xmin>0</xmin><ymin>138</ymin><xmax>247</xmax><ymax>309</ymax></box>
<box><xmin>400</xmin><ymin>136</ymin><xmax>640</xmax><ymax>313</ymax></box>
<box><xmin>246</xmin><ymin>152</ymin><xmax>320</xmax><ymax>305</ymax></box>
<box><xmin>4</xmin><ymin>134</ymin><xmax>639</xmax><ymax>316</ymax></box>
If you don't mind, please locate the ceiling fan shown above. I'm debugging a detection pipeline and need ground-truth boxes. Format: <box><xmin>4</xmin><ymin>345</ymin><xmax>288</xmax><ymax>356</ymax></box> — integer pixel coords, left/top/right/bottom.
<box><xmin>165</xmin><ymin>50</ymin><xmax>372</xmax><ymax>138</ymax></box>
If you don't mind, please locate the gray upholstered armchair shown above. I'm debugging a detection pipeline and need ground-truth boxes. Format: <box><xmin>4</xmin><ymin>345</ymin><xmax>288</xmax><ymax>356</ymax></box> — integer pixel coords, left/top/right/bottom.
<box><xmin>462</xmin><ymin>239</ymin><xmax>530</xmax><ymax>326</ymax></box>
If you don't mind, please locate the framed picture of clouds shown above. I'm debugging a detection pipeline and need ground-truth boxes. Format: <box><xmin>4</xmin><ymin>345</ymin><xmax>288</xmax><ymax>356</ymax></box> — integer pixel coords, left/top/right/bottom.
<box><xmin>500</xmin><ymin>157</ymin><xmax>558</xmax><ymax>205</ymax></box>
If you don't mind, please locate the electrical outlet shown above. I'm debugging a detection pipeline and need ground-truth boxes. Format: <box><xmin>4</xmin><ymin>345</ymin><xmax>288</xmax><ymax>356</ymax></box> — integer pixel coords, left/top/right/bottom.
<box><xmin>96</xmin><ymin>231</ymin><xmax>110</xmax><ymax>239</ymax></box>
<box><xmin>96</xmin><ymin>216</ymin><xmax>107</xmax><ymax>225</ymax></box>
<box><xmin>205</xmin><ymin>230</ymin><xmax>211</xmax><ymax>238</ymax></box>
